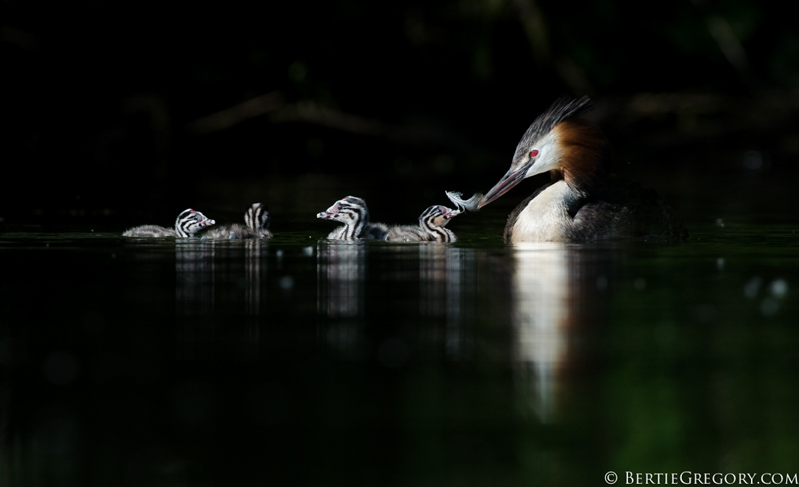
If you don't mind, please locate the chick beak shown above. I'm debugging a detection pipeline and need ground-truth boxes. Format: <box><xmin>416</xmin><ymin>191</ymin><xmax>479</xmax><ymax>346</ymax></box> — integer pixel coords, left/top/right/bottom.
<box><xmin>443</xmin><ymin>207</ymin><xmax>461</xmax><ymax>219</ymax></box>
<box><xmin>317</xmin><ymin>202</ymin><xmax>341</xmax><ymax>220</ymax></box>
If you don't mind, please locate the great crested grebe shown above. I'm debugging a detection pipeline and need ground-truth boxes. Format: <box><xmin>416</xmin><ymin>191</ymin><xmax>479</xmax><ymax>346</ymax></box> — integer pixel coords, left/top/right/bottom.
<box><xmin>317</xmin><ymin>196</ymin><xmax>389</xmax><ymax>240</ymax></box>
<box><xmin>123</xmin><ymin>209</ymin><xmax>215</xmax><ymax>238</ymax></box>
<box><xmin>200</xmin><ymin>203</ymin><xmax>273</xmax><ymax>239</ymax></box>
<box><xmin>477</xmin><ymin>96</ymin><xmax>687</xmax><ymax>243</ymax></box>
<box><xmin>385</xmin><ymin>205</ymin><xmax>461</xmax><ymax>243</ymax></box>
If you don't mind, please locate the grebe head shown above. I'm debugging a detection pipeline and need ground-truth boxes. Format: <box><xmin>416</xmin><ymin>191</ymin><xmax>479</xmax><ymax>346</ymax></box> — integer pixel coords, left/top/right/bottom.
<box><xmin>479</xmin><ymin>96</ymin><xmax>609</xmax><ymax>208</ymax></box>
<box><xmin>176</xmin><ymin>209</ymin><xmax>216</xmax><ymax>237</ymax></box>
<box><xmin>246</xmin><ymin>203</ymin><xmax>270</xmax><ymax>230</ymax></box>
<box><xmin>316</xmin><ymin>196</ymin><xmax>369</xmax><ymax>225</ymax></box>
<box><xmin>419</xmin><ymin>205</ymin><xmax>460</xmax><ymax>228</ymax></box>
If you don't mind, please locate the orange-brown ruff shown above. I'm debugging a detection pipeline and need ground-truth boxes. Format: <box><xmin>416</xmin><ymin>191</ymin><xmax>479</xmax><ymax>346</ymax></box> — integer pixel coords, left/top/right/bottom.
<box><xmin>478</xmin><ymin>96</ymin><xmax>687</xmax><ymax>243</ymax></box>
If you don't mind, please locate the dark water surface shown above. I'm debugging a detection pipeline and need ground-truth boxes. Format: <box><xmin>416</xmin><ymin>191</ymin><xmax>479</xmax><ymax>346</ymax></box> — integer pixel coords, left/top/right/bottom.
<box><xmin>2</xmin><ymin>212</ymin><xmax>799</xmax><ymax>486</ymax></box>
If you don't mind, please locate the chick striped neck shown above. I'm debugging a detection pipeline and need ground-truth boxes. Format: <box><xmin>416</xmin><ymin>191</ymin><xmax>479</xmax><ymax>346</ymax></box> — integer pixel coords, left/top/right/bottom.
<box><xmin>245</xmin><ymin>203</ymin><xmax>269</xmax><ymax>231</ymax></box>
<box><xmin>419</xmin><ymin>207</ymin><xmax>455</xmax><ymax>242</ymax></box>
<box><xmin>340</xmin><ymin>203</ymin><xmax>369</xmax><ymax>239</ymax></box>
<box><xmin>175</xmin><ymin>209</ymin><xmax>213</xmax><ymax>237</ymax></box>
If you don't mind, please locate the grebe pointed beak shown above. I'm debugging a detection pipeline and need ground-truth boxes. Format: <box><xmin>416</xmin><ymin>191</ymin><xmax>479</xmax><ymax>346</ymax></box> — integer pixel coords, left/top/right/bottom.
<box><xmin>478</xmin><ymin>161</ymin><xmax>533</xmax><ymax>208</ymax></box>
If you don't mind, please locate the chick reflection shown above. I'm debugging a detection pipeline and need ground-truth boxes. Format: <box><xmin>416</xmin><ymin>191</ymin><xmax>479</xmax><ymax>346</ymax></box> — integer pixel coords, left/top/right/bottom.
<box><xmin>243</xmin><ymin>239</ymin><xmax>265</xmax><ymax>318</ymax></box>
<box><xmin>418</xmin><ymin>245</ymin><xmax>471</xmax><ymax>359</ymax></box>
<box><xmin>175</xmin><ymin>240</ymin><xmax>266</xmax><ymax>359</ymax></box>
<box><xmin>510</xmin><ymin>243</ymin><xmax>605</xmax><ymax>422</ymax></box>
<box><xmin>175</xmin><ymin>240</ymin><xmax>216</xmax><ymax>317</ymax></box>
<box><xmin>316</xmin><ymin>241</ymin><xmax>367</xmax><ymax>360</ymax></box>
<box><xmin>316</xmin><ymin>241</ymin><xmax>366</xmax><ymax>318</ymax></box>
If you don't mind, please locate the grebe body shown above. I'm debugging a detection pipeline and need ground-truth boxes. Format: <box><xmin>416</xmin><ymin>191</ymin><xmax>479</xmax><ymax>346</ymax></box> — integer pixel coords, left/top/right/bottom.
<box><xmin>385</xmin><ymin>205</ymin><xmax>460</xmax><ymax>243</ymax></box>
<box><xmin>123</xmin><ymin>209</ymin><xmax>215</xmax><ymax>238</ymax></box>
<box><xmin>479</xmin><ymin>96</ymin><xmax>686</xmax><ymax>243</ymax></box>
<box><xmin>317</xmin><ymin>196</ymin><xmax>388</xmax><ymax>240</ymax></box>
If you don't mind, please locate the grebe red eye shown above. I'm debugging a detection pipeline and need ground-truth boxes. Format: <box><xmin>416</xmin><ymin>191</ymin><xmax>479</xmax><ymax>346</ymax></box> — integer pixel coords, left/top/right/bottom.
<box><xmin>529</xmin><ymin>150</ymin><xmax>539</xmax><ymax>158</ymax></box>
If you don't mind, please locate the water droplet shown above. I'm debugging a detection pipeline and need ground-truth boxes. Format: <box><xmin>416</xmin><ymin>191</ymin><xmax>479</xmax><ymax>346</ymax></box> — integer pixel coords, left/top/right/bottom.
<box><xmin>742</xmin><ymin>150</ymin><xmax>764</xmax><ymax>171</ymax></box>
<box><xmin>743</xmin><ymin>277</ymin><xmax>762</xmax><ymax>299</ymax></box>
<box><xmin>770</xmin><ymin>279</ymin><xmax>788</xmax><ymax>298</ymax></box>
<box><xmin>279</xmin><ymin>276</ymin><xmax>294</xmax><ymax>291</ymax></box>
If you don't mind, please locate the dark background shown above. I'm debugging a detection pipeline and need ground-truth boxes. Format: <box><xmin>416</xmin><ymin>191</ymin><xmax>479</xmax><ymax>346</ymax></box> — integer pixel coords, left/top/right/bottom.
<box><xmin>4</xmin><ymin>0</ymin><xmax>798</xmax><ymax>228</ymax></box>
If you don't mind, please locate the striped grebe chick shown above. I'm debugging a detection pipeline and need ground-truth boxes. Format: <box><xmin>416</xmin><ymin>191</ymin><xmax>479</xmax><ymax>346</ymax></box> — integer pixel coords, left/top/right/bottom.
<box><xmin>478</xmin><ymin>96</ymin><xmax>687</xmax><ymax>243</ymax></box>
<box><xmin>385</xmin><ymin>205</ymin><xmax>461</xmax><ymax>243</ymax></box>
<box><xmin>123</xmin><ymin>209</ymin><xmax>215</xmax><ymax>238</ymax></box>
<box><xmin>201</xmin><ymin>203</ymin><xmax>273</xmax><ymax>239</ymax></box>
<box><xmin>317</xmin><ymin>196</ymin><xmax>388</xmax><ymax>240</ymax></box>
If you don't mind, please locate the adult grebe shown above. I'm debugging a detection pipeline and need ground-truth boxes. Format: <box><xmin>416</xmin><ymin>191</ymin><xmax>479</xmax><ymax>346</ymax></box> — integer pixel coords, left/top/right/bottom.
<box><xmin>317</xmin><ymin>196</ymin><xmax>389</xmax><ymax>240</ymax></box>
<box><xmin>201</xmin><ymin>203</ymin><xmax>273</xmax><ymax>239</ymax></box>
<box><xmin>385</xmin><ymin>205</ymin><xmax>460</xmax><ymax>243</ymax></box>
<box><xmin>123</xmin><ymin>209</ymin><xmax>215</xmax><ymax>238</ymax></box>
<box><xmin>478</xmin><ymin>96</ymin><xmax>686</xmax><ymax>243</ymax></box>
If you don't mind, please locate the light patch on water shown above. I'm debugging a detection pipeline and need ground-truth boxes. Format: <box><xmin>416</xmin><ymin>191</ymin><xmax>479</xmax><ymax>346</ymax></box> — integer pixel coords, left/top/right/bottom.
<box><xmin>744</xmin><ymin>277</ymin><xmax>762</xmax><ymax>299</ymax></box>
<box><xmin>770</xmin><ymin>278</ymin><xmax>788</xmax><ymax>298</ymax></box>
<box><xmin>279</xmin><ymin>275</ymin><xmax>294</xmax><ymax>291</ymax></box>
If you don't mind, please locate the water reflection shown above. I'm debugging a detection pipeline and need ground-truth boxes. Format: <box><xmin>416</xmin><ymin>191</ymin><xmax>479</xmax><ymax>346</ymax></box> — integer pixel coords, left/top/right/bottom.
<box><xmin>418</xmin><ymin>245</ymin><xmax>472</xmax><ymax>360</ymax></box>
<box><xmin>316</xmin><ymin>242</ymin><xmax>479</xmax><ymax>362</ymax></box>
<box><xmin>175</xmin><ymin>240</ymin><xmax>216</xmax><ymax>317</ymax></box>
<box><xmin>174</xmin><ymin>239</ymin><xmax>267</xmax><ymax>359</ymax></box>
<box><xmin>244</xmin><ymin>240</ymin><xmax>265</xmax><ymax>318</ymax></box>
<box><xmin>316</xmin><ymin>241</ymin><xmax>366</xmax><ymax>318</ymax></box>
<box><xmin>510</xmin><ymin>243</ymin><xmax>608</xmax><ymax>422</ymax></box>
